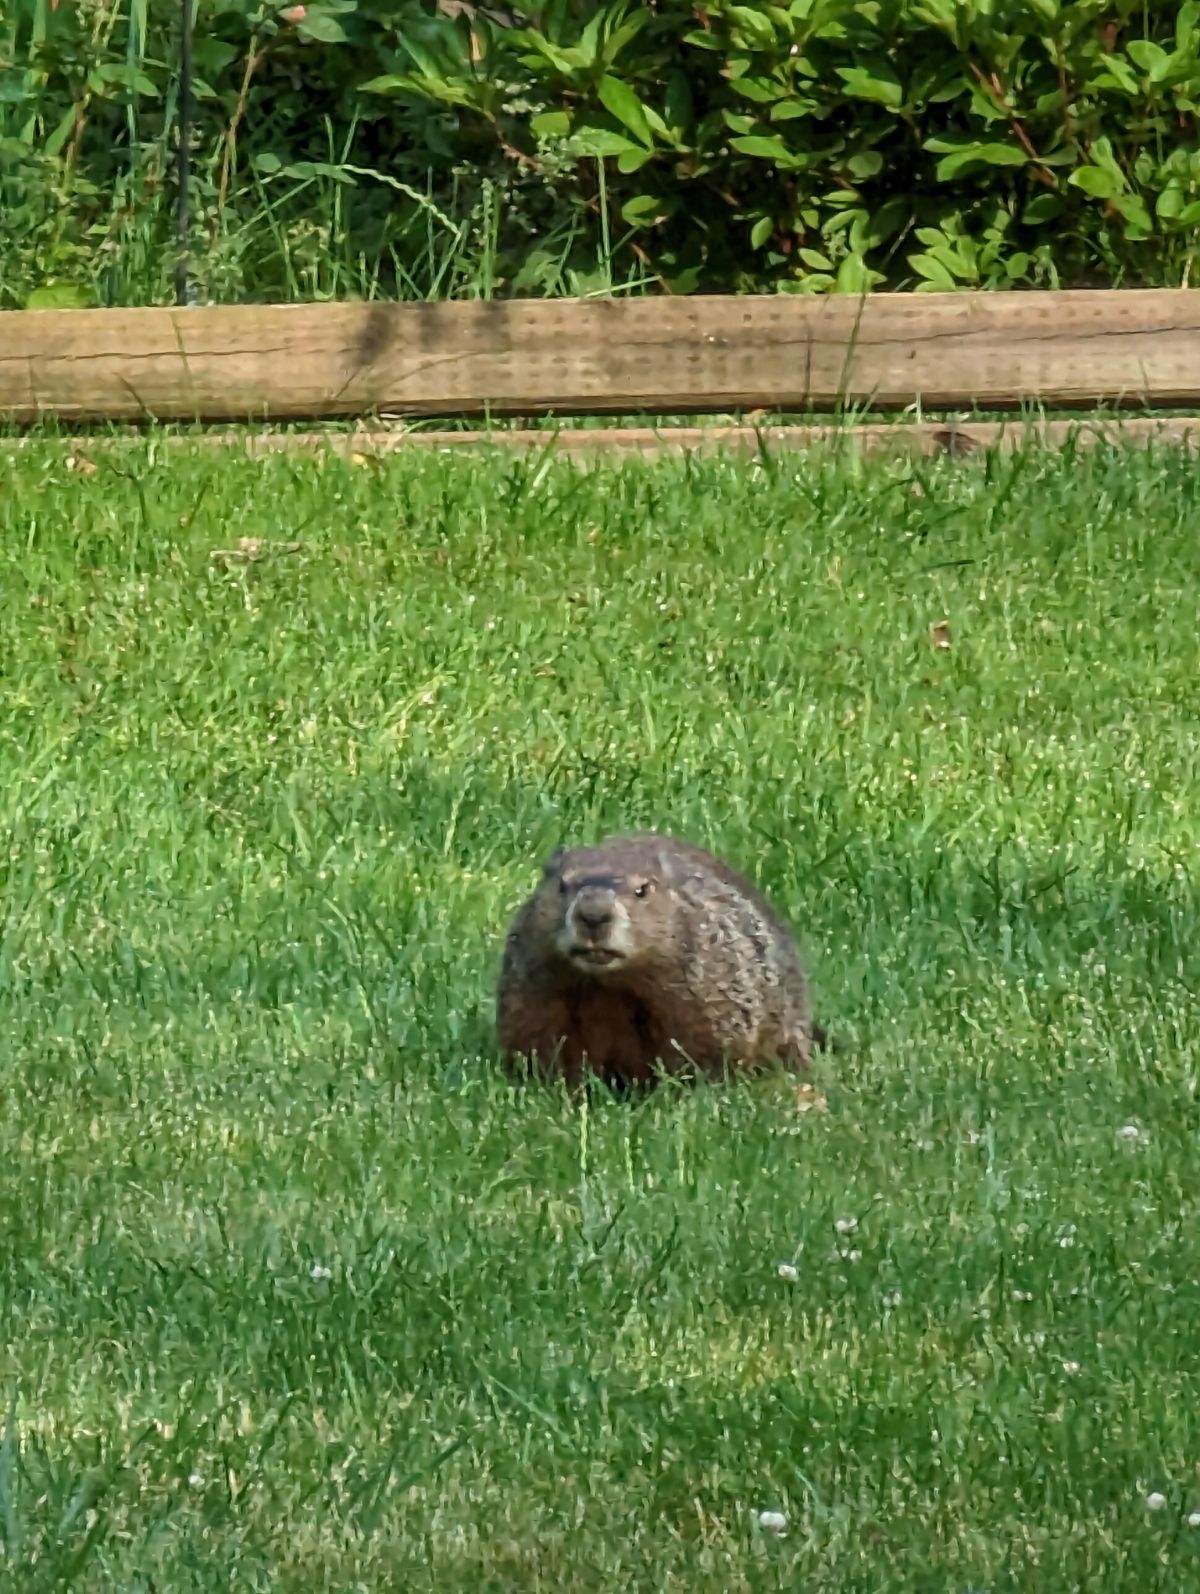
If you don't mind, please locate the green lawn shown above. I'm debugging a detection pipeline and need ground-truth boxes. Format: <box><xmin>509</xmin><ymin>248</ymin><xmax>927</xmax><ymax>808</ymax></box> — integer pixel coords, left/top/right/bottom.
<box><xmin>2</xmin><ymin>435</ymin><xmax>1199</xmax><ymax>1591</ymax></box>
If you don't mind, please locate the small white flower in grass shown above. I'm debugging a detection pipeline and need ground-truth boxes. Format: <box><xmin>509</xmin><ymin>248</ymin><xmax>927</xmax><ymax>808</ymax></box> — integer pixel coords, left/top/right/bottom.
<box><xmin>1118</xmin><ymin>1124</ymin><xmax>1142</xmax><ymax>1142</ymax></box>
<box><xmin>834</xmin><ymin>1217</ymin><xmax>858</xmax><ymax>1235</ymax></box>
<box><xmin>757</xmin><ymin>1510</ymin><xmax>788</xmax><ymax>1534</ymax></box>
<box><xmin>1012</xmin><ymin>1289</ymin><xmax>1033</xmax><ymax>1302</ymax></box>
<box><xmin>310</xmin><ymin>1264</ymin><xmax>332</xmax><ymax>1281</ymax></box>
<box><xmin>882</xmin><ymin>1290</ymin><xmax>903</xmax><ymax>1308</ymax></box>
<box><xmin>188</xmin><ymin>1473</ymin><xmax>204</xmax><ymax>1489</ymax></box>
<box><xmin>1061</xmin><ymin>1360</ymin><xmax>1081</xmax><ymax>1375</ymax></box>
<box><xmin>1145</xmin><ymin>1492</ymin><xmax>1167</xmax><ymax>1512</ymax></box>
<box><xmin>1188</xmin><ymin>1512</ymin><xmax>1200</xmax><ymax>1528</ymax></box>
<box><xmin>776</xmin><ymin>1263</ymin><xmax>800</xmax><ymax>1283</ymax></box>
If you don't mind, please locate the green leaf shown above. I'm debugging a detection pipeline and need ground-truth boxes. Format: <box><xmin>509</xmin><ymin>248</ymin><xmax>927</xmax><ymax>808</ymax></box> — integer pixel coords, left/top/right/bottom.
<box><xmin>834</xmin><ymin>253</ymin><xmax>874</xmax><ymax>293</ymax></box>
<box><xmin>1157</xmin><ymin>184</ymin><xmax>1187</xmax><ymax>220</ymax></box>
<box><xmin>847</xmin><ymin>210</ymin><xmax>872</xmax><ymax>253</ymax></box>
<box><xmin>512</xmin><ymin>248</ymin><xmax>563</xmax><ymax>293</ymax></box>
<box><xmin>750</xmin><ymin>214</ymin><xmax>774</xmax><ymax>248</ymax></box>
<box><xmin>531</xmin><ymin>110</ymin><xmax>571</xmax><ymax>138</ymax></box>
<box><xmin>910</xmin><ymin>0</ymin><xmax>958</xmax><ymax>28</ymax></box>
<box><xmin>42</xmin><ymin>104</ymin><xmax>77</xmax><ymax>158</ymax></box>
<box><xmin>193</xmin><ymin>38</ymin><xmax>238</xmax><ymax>76</ymax></box>
<box><xmin>568</xmin><ymin>126</ymin><xmax>640</xmax><ymax>158</ymax></box>
<box><xmin>924</xmin><ymin>134</ymin><xmax>1026</xmax><ymax>178</ymax></box>
<box><xmin>797</xmin><ymin>246</ymin><xmax>832</xmax><ymax>270</ymax></box>
<box><xmin>732</xmin><ymin>77</ymin><xmax>783</xmax><ymax>104</ymax></box>
<box><xmin>516</xmin><ymin>34</ymin><xmax>583</xmax><ymax>74</ymax></box>
<box><xmin>728</xmin><ymin>5</ymin><xmax>777</xmax><ymax>47</ymax></box>
<box><xmin>25</xmin><ymin>282</ymin><xmax>93</xmax><ymax>309</ymax></box>
<box><xmin>621</xmin><ymin>193</ymin><xmax>661</xmax><ymax>225</ymax></box>
<box><xmin>616</xmin><ymin>146</ymin><xmax>654</xmax><ymax>173</ymax></box>
<box><xmin>835</xmin><ymin>63</ymin><xmax>904</xmax><ymax>110</ymax></box>
<box><xmin>846</xmin><ymin>151</ymin><xmax>883</xmax><ymax>180</ymax></box>
<box><xmin>1179</xmin><ymin>2</ymin><xmax>1200</xmax><ymax>52</ymax></box>
<box><xmin>1127</xmin><ymin>40</ymin><xmax>1172</xmax><ymax>82</ymax></box>
<box><xmin>1022</xmin><ymin>193</ymin><xmax>1062</xmax><ymax>224</ymax></box>
<box><xmin>598</xmin><ymin>75</ymin><xmax>652</xmax><ymax>147</ymax></box>
<box><xmin>93</xmin><ymin>62</ymin><xmax>162</xmax><ymax>95</ymax></box>
<box><xmin>1111</xmin><ymin>193</ymin><xmax>1153</xmax><ymax>237</ymax></box>
<box><xmin>1069</xmin><ymin>165</ymin><xmax>1123</xmax><ymax>198</ymax></box>
<box><xmin>769</xmin><ymin>98</ymin><xmax>816</xmax><ymax>122</ymax></box>
<box><xmin>729</xmin><ymin>133</ymin><xmax>801</xmax><ymax>164</ymax></box>
<box><xmin>1095</xmin><ymin>54</ymin><xmax>1139</xmax><ymax>95</ymax></box>
<box><xmin>825</xmin><ymin>205</ymin><xmax>866</xmax><ymax>238</ymax></box>
<box><xmin>1089</xmin><ymin>134</ymin><xmax>1123</xmax><ymax>174</ymax></box>
<box><xmin>780</xmin><ymin>274</ymin><xmax>835</xmax><ymax>295</ymax></box>
<box><xmin>599</xmin><ymin>13</ymin><xmax>650</xmax><ymax>71</ymax></box>
<box><xmin>866</xmin><ymin>197</ymin><xmax>909</xmax><ymax>243</ymax></box>
<box><xmin>295</xmin><ymin>10</ymin><xmax>351</xmax><ymax>43</ymax></box>
<box><xmin>924</xmin><ymin>235</ymin><xmax>975</xmax><ymax>278</ymax></box>
<box><xmin>277</xmin><ymin>159</ymin><xmax>355</xmax><ymax>184</ymax></box>
<box><xmin>641</xmin><ymin>103</ymin><xmax>671</xmax><ymax>141</ymax></box>
<box><xmin>930</xmin><ymin>140</ymin><xmax>1028</xmax><ymax>180</ymax></box>
<box><xmin>909</xmin><ymin>251</ymin><xmax>957</xmax><ymax>289</ymax></box>
<box><xmin>576</xmin><ymin>11</ymin><xmax>605</xmax><ymax>68</ymax></box>
<box><xmin>358</xmin><ymin>74</ymin><xmax>414</xmax><ymax>95</ymax></box>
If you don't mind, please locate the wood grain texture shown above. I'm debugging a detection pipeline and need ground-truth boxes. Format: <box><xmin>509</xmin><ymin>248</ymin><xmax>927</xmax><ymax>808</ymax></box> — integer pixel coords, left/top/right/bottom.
<box><xmin>4</xmin><ymin>290</ymin><xmax>1200</xmax><ymax>424</ymax></box>
<box><xmin>188</xmin><ymin>416</ymin><xmax>1200</xmax><ymax>458</ymax></box>
<box><xmin>8</xmin><ymin>417</ymin><xmax>1200</xmax><ymax>462</ymax></box>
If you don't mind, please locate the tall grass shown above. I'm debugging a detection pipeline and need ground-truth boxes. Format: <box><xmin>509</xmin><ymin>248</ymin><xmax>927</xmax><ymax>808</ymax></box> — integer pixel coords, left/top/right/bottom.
<box><xmin>0</xmin><ymin>0</ymin><xmax>645</xmax><ymax>309</ymax></box>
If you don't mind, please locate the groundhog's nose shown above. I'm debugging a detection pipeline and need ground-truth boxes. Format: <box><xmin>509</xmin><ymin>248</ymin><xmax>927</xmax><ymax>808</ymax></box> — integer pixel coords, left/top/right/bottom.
<box><xmin>573</xmin><ymin>889</ymin><xmax>615</xmax><ymax>936</ymax></box>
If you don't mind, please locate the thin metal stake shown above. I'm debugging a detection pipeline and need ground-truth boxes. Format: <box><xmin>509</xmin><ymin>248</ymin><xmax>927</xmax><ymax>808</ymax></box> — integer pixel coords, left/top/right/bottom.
<box><xmin>175</xmin><ymin>0</ymin><xmax>193</xmax><ymax>306</ymax></box>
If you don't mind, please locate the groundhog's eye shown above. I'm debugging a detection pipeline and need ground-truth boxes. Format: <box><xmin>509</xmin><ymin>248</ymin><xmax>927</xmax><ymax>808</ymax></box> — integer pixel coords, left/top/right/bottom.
<box><xmin>634</xmin><ymin>881</ymin><xmax>652</xmax><ymax>899</ymax></box>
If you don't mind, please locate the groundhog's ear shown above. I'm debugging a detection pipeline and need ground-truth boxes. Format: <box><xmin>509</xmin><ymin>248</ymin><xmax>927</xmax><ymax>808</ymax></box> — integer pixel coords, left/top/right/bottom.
<box><xmin>653</xmin><ymin>842</ymin><xmax>681</xmax><ymax>884</ymax></box>
<box><xmin>541</xmin><ymin>846</ymin><xmax>566</xmax><ymax>878</ymax></box>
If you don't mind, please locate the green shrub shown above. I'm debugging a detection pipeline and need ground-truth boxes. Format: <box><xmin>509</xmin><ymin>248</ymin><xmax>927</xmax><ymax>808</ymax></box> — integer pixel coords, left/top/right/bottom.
<box><xmin>3</xmin><ymin>0</ymin><xmax>1200</xmax><ymax>304</ymax></box>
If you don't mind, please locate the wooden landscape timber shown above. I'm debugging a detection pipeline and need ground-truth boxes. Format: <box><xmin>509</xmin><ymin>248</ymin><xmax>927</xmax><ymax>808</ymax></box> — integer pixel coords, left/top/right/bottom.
<box><xmin>5</xmin><ymin>416</ymin><xmax>1200</xmax><ymax>462</ymax></box>
<box><xmin>4</xmin><ymin>288</ymin><xmax>1200</xmax><ymax>426</ymax></box>
<box><xmin>203</xmin><ymin>414</ymin><xmax>1200</xmax><ymax>458</ymax></box>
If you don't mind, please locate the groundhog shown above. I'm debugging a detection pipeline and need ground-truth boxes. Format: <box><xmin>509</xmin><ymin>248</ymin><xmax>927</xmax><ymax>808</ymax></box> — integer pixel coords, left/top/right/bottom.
<box><xmin>495</xmin><ymin>831</ymin><xmax>825</xmax><ymax>1091</ymax></box>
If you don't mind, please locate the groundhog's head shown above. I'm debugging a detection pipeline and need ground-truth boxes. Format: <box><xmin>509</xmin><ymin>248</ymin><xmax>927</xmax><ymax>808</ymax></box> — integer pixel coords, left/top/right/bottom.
<box><xmin>539</xmin><ymin>835</ymin><xmax>681</xmax><ymax>978</ymax></box>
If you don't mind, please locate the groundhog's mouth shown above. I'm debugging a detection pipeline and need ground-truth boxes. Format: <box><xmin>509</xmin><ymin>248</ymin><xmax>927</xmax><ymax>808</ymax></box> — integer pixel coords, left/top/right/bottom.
<box><xmin>567</xmin><ymin>945</ymin><xmax>625</xmax><ymax>969</ymax></box>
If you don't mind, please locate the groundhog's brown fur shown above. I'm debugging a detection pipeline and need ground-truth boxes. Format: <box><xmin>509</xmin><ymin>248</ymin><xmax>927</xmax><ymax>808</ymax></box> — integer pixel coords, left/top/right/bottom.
<box><xmin>495</xmin><ymin>832</ymin><xmax>821</xmax><ymax>1090</ymax></box>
